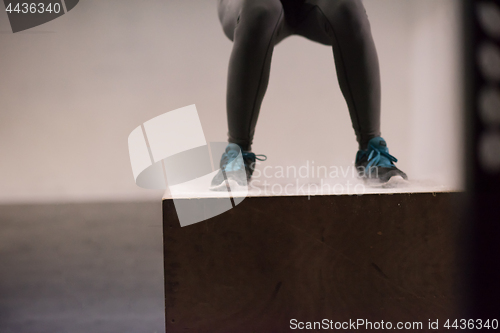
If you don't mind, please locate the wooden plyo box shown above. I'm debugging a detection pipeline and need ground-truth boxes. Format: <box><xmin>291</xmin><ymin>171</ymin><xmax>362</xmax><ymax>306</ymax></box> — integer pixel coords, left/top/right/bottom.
<box><xmin>163</xmin><ymin>192</ymin><xmax>460</xmax><ymax>332</ymax></box>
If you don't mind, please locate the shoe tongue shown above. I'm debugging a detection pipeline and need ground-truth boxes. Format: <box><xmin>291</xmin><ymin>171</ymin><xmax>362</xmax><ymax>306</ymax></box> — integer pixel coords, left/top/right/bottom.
<box><xmin>368</xmin><ymin>137</ymin><xmax>395</xmax><ymax>167</ymax></box>
<box><xmin>369</xmin><ymin>137</ymin><xmax>389</xmax><ymax>154</ymax></box>
<box><xmin>223</xmin><ymin>144</ymin><xmax>245</xmax><ymax>172</ymax></box>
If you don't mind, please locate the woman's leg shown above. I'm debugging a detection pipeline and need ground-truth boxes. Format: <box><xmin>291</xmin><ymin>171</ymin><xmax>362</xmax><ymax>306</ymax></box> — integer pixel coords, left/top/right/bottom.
<box><xmin>294</xmin><ymin>0</ymin><xmax>381</xmax><ymax>150</ymax></box>
<box><xmin>217</xmin><ymin>0</ymin><xmax>291</xmax><ymax>151</ymax></box>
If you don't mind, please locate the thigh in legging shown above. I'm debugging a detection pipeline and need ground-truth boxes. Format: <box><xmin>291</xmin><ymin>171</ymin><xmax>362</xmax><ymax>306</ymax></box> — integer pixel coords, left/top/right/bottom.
<box><xmin>217</xmin><ymin>0</ymin><xmax>241</xmax><ymax>41</ymax></box>
<box><xmin>218</xmin><ymin>0</ymin><xmax>292</xmax><ymax>43</ymax></box>
<box><xmin>295</xmin><ymin>0</ymin><xmax>382</xmax><ymax>150</ymax></box>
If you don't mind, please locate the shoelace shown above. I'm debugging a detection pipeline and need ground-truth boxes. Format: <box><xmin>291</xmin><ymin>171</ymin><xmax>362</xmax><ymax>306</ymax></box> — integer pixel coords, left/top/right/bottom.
<box><xmin>365</xmin><ymin>143</ymin><xmax>398</xmax><ymax>169</ymax></box>
<box><xmin>221</xmin><ymin>151</ymin><xmax>267</xmax><ymax>170</ymax></box>
<box><xmin>242</xmin><ymin>152</ymin><xmax>267</xmax><ymax>162</ymax></box>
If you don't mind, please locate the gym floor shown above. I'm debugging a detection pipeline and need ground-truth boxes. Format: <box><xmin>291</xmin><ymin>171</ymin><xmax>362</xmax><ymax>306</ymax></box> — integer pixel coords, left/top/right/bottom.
<box><xmin>0</xmin><ymin>202</ymin><xmax>165</xmax><ymax>333</ymax></box>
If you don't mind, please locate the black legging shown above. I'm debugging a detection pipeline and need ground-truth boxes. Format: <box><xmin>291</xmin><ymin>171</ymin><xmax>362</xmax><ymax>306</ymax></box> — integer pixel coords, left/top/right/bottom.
<box><xmin>218</xmin><ymin>0</ymin><xmax>381</xmax><ymax>151</ymax></box>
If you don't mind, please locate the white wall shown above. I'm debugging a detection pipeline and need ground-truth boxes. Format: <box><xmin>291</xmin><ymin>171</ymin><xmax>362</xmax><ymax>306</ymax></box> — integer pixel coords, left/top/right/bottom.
<box><xmin>0</xmin><ymin>0</ymin><xmax>463</xmax><ymax>203</ymax></box>
<box><xmin>409</xmin><ymin>0</ymin><xmax>463</xmax><ymax>188</ymax></box>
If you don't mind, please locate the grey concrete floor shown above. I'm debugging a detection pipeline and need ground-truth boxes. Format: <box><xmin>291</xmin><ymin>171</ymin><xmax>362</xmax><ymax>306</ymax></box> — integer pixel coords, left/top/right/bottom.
<box><xmin>0</xmin><ymin>202</ymin><xmax>165</xmax><ymax>333</ymax></box>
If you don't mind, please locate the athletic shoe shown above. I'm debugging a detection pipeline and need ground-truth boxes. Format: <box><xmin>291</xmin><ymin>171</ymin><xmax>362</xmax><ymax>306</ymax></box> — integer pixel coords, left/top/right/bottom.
<box><xmin>210</xmin><ymin>143</ymin><xmax>267</xmax><ymax>191</ymax></box>
<box><xmin>355</xmin><ymin>137</ymin><xmax>408</xmax><ymax>183</ymax></box>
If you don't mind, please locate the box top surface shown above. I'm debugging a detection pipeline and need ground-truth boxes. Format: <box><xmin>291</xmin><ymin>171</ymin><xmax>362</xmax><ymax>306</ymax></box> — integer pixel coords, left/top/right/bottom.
<box><xmin>162</xmin><ymin>176</ymin><xmax>458</xmax><ymax>200</ymax></box>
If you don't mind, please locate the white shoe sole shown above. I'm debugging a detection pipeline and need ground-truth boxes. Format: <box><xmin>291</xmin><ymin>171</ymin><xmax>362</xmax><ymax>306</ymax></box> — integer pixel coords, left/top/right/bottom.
<box><xmin>364</xmin><ymin>175</ymin><xmax>409</xmax><ymax>188</ymax></box>
<box><xmin>209</xmin><ymin>179</ymin><xmax>247</xmax><ymax>192</ymax></box>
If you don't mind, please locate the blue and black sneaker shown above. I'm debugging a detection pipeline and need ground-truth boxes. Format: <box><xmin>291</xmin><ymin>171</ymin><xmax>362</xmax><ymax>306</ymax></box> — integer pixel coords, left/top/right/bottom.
<box><xmin>210</xmin><ymin>143</ymin><xmax>267</xmax><ymax>191</ymax></box>
<box><xmin>355</xmin><ymin>137</ymin><xmax>408</xmax><ymax>183</ymax></box>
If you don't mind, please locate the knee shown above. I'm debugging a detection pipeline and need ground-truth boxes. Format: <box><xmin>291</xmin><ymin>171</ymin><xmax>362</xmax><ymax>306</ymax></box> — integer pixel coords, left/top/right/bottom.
<box><xmin>323</xmin><ymin>0</ymin><xmax>369</xmax><ymax>37</ymax></box>
<box><xmin>239</xmin><ymin>0</ymin><xmax>283</xmax><ymax>35</ymax></box>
